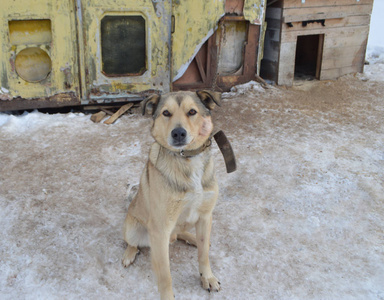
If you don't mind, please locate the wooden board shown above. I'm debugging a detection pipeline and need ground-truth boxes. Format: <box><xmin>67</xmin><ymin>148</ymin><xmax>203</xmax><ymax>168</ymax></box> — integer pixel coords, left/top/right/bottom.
<box><xmin>321</xmin><ymin>52</ymin><xmax>365</xmax><ymax>70</ymax></box>
<box><xmin>277</xmin><ymin>42</ymin><xmax>296</xmax><ymax>86</ymax></box>
<box><xmin>320</xmin><ymin>65</ymin><xmax>363</xmax><ymax>80</ymax></box>
<box><xmin>91</xmin><ymin>111</ymin><xmax>106</xmax><ymax>123</ymax></box>
<box><xmin>281</xmin><ymin>25</ymin><xmax>369</xmax><ymax>43</ymax></box>
<box><xmin>282</xmin><ymin>15</ymin><xmax>371</xmax><ymax>32</ymax></box>
<box><xmin>283</xmin><ymin>4</ymin><xmax>372</xmax><ymax>23</ymax></box>
<box><xmin>103</xmin><ymin>103</ymin><xmax>133</xmax><ymax>125</ymax></box>
<box><xmin>283</xmin><ymin>0</ymin><xmax>374</xmax><ymax>9</ymax></box>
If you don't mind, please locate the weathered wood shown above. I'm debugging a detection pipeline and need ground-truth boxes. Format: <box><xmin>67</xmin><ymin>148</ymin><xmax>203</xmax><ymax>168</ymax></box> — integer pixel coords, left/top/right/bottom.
<box><xmin>322</xmin><ymin>51</ymin><xmax>365</xmax><ymax>70</ymax></box>
<box><xmin>323</xmin><ymin>28</ymin><xmax>369</xmax><ymax>48</ymax></box>
<box><xmin>283</xmin><ymin>4</ymin><xmax>372</xmax><ymax>23</ymax></box>
<box><xmin>268</xmin><ymin>0</ymin><xmax>373</xmax><ymax>86</ymax></box>
<box><xmin>84</xmin><ymin>105</ymin><xmax>118</xmax><ymax>111</ymax></box>
<box><xmin>281</xmin><ymin>25</ymin><xmax>369</xmax><ymax>43</ymax></box>
<box><xmin>195</xmin><ymin>51</ymin><xmax>207</xmax><ymax>82</ymax></box>
<box><xmin>316</xmin><ymin>34</ymin><xmax>324</xmax><ymax>79</ymax></box>
<box><xmin>284</xmin><ymin>12</ymin><xmax>346</xmax><ymax>23</ymax></box>
<box><xmin>283</xmin><ymin>0</ymin><xmax>374</xmax><ymax>9</ymax></box>
<box><xmin>283</xmin><ymin>15</ymin><xmax>371</xmax><ymax>31</ymax></box>
<box><xmin>103</xmin><ymin>103</ymin><xmax>133</xmax><ymax>125</ymax></box>
<box><xmin>277</xmin><ymin>42</ymin><xmax>296</xmax><ymax>85</ymax></box>
<box><xmin>100</xmin><ymin>108</ymin><xmax>114</xmax><ymax>116</ymax></box>
<box><xmin>90</xmin><ymin>111</ymin><xmax>107</xmax><ymax>123</ymax></box>
<box><xmin>243</xmin><ymin>24</ymin><xmax>260</xmax><ymax>77</ymax></box>
<box><xmin>320</xmin><ymin>65</ymin><xmax>362</xmax><ymax>80</ymax></box>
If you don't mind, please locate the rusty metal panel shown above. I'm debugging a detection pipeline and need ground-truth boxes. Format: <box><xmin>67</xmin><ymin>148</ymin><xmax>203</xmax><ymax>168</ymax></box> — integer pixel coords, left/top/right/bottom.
<box><xmin>0</xmin><ymin>0</ymin><xmax>80</xmax><ymax>106</ymax></box>
<box><xmin>80</xmin><ymin>0</ymin><xmax>172</xmax><ymax>103</ymax></box>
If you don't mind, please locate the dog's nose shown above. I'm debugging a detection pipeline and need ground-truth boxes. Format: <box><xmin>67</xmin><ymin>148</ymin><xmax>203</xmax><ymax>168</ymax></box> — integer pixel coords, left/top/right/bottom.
<box><xmin>171</xmin><ymin>127</ymin><xmax>187</xmax><ymax>144</ymax></box>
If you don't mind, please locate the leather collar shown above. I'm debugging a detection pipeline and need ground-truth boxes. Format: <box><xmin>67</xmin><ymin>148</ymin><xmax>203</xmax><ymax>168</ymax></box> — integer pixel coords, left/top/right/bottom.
<box><xmin>179</xmin><ymin>138</ymin><xmax>212</xmax><ymax>158</ymax></box>
<box><xmin>170</xmin><ymin>130</ymin><xmax>237</xmax><ymax>174</ymax></box>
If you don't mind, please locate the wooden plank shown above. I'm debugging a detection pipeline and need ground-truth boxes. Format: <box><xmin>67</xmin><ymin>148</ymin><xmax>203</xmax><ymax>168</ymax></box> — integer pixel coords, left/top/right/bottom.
<box><xmin>316</xmin><ymin>34</ymin><xmax>324</xmax><ymax>79</ymax></box>
<box><xmin>277</xmin><ymin>42</ymin><xmax>296</xmax><ymax>86</ymax></box>
<box><xmin>284</xmin><ymin>12</ymin><xmax>346</xmax><ymax>23</ymax></box>
<box><xmin>243</xmin><ymin>24</ymin><xmax>260</xmax><ymax>77</ymax></box>
<box><xmin>320</xmin><ymin>65</ymin><xmax>362</xmax><ymax>80</ymax></box>
<box><xmin>283</xmin><ymin>0</ymin><xmax>374</xmax><ymax>9</ymax></box>
<box><xmin>283</xmin><ymin>5</ymin><xmax>372</xmax><ymax>23</ymax></box>
<box><xmin>323</xmin><ymin>27</ymin><xmax>369</xmax><ymax>48</ymax></box>
<box><xmin>282</xmin><ymin>15</ymin><xmax>371</xmax><ymax>32</ymax></box>
<box><xmin>281</xmin><ymin>25</ymin><xmax>368</xmax><ymax>43</ymax></box>
<box><xmin>90</xmin><ymin>111</ymin><xmax>107</xmax><ymax>123</ymax></box>
<box><xmin>195</xmin><ymin>51</ymin><xmax>207</xmax><ymax>82</ymax></box>
<box><xmin>322</xmin><ymin>45</ymin><xmax>366</xmax><ymax>58</ymax></box>
<box><xmin>103</xmin><ymin>103</ymin><xmax>133</xmax><ymax>125</ymax></box>
<box><xmin>100</xmin><ymin>108</ymin><xmax>114</xmax><ymax>116</ymax></box>
<box><xmin>321</xmin><ymin>42</ymin><xmax>367</xmax><ymax>70</ymax></box>
<box><xmin>321</xmin><ymin>51</ymin><xmax>365</xmax><ymax>69</ymax></box>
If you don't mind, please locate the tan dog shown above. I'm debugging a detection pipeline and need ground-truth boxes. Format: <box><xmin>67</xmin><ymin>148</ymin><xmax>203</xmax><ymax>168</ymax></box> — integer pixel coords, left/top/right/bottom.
<box><xmin>122</xmin><ymin>90</ymin><xmax>221</xmax><ymax>300</ymax></box>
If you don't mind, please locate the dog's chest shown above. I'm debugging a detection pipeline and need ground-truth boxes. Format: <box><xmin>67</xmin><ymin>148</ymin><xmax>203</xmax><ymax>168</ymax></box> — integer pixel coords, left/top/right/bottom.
<box><xmin>177</xmin><ymin>157</ymin><xmax>211</xmax><ymax>225</ymax></box>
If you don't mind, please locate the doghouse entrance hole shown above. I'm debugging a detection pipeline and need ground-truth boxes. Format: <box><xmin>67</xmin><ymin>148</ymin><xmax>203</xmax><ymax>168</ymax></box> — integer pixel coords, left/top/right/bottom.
<box><xmin>294</xmin><ymin>34</ymin><xmax>324</xmax><ymax>80</ymax></box>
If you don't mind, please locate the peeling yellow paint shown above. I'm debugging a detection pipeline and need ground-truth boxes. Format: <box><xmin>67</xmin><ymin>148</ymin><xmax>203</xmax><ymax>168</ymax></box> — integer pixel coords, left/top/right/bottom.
<box><xmin>1</xmin><ymin>0</ymin><xmax>266</xmax><ymax>108</ymax></box>
<box><xmin>172</xmin><ymin>0</ymin><xmax>225</xmax><ymax>81</ymax></box>
<box><xmin>82</xmin><ymin>0</ymin><xmax>171</xmax><ymax>99</ymax></box>
<box><xmin>0</xmin><ymin>0</ymin><xmax>80</xmax><ymax>100</ymax></box>
<box><xmin>9</xmin><ymin>19</ymin><xmax>52</xmax><ymax>45</ymax></box>
<box><xmin>244</xmin><ymin>0</ymin><xmax>266</xmax><ymax>25</ymax></box>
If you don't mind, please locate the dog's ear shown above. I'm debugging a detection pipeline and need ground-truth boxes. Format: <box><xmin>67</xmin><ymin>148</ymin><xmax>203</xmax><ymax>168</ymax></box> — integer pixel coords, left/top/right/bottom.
<box><xmin>141</xmin><ymin>94</ymin><xmax>161</xmax><ymax>115</ymax></box>
<box><xmin>196</xmin><ymin>90</ymin><xmax>221</xmax><ymax>110</ymax></box>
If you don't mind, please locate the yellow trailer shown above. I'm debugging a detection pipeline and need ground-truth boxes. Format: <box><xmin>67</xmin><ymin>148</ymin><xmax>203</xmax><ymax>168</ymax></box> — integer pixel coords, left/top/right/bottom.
<box><xmin>0</xmin><ymin>0</ymin><xmax>266</xmax><ymax>111</ymax></box>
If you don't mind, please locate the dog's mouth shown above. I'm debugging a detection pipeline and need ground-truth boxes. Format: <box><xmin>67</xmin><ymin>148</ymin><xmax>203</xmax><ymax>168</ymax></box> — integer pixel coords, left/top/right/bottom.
<box><xmin>171</xmin><ymin>141</ymin><xmax>187</xmax><ymax>148</ymax></box>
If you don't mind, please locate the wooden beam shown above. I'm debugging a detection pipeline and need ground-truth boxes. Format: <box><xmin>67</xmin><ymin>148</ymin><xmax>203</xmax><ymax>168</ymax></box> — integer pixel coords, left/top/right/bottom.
<box><xmin>284</xmin><ymin>12</ymin><xmax>346</xmax><ymax>23</ymax></box>
<box><xmin>195</xmin><ymin>52</ymin><xmax>207</xmax><ymax>82</ymax></box>
<box><xmin>104</xmin><ymin>103</ymin><xmax>133</xmax><ymax>125</ymax></box>
<box><xmin>282</xmin><ymin>15</ymin><xmax>371</xmax><ymax>32</ymax></box>
<box><xmin>90</xmin><ymin>111</ymin><xmax>107</xmax><ymax>123</ymax></box>
<box><xmin>283</xmin><ymin>4</ymin><xmax>372</xmax><ymax>23</ymax></box>
<box><xmin>283</xmin><ymin>0</ymin><xmax>374</xmax><ymax>9</ymax></box>
<box><xmin>281</xmin><ymin>25</ymin><xmax>369</xmax><ymax>44</ymax></box>
<box><xmin>316</xmin><ymin>34</ymin><xmax>324</xmax><ymax>79</ymax></box>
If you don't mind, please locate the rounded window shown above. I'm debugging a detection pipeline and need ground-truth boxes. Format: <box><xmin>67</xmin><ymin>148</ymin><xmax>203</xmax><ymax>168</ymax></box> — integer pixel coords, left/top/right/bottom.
<box><xmin>15</xmin><ymin>47</ymin><xmax>52</xmax><ymax>82</ymax></box>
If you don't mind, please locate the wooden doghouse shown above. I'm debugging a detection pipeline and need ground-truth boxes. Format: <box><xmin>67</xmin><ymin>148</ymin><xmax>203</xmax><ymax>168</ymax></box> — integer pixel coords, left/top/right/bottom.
<box><xmin>261</xmin><ymin>0</ymin><xmax>374</xmax><ymax>86</ymax></box>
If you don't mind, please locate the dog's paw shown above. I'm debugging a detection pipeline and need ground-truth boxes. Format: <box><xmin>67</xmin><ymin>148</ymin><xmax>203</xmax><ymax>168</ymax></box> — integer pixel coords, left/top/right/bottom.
<box><xmin>200</xmin><ymin>273</ymin><xmax>221</xmax><ymax>292</ymax></box>
<box><xmin>122</xmin><ymin>246</ymin><xmax>139</xmax><ymax>267</ymax></box>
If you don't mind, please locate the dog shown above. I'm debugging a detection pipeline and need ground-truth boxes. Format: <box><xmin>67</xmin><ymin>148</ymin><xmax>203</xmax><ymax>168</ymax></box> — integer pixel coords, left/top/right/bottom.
<box><xmin>122</xmin><ymin>90</ymin><xmax>221</xmax><ymax>300</ymax></box>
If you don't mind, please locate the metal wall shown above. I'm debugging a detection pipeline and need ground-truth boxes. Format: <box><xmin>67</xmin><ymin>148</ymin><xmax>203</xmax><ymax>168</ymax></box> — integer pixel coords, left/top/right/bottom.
<box><xmin>0</xmin><ymin>0</ymin><xmax>266</xmax><ymax>111</ymax></box>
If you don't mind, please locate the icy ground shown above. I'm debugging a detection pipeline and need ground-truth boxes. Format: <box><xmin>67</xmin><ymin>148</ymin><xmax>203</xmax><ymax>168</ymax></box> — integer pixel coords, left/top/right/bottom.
<box><xmin>1</xmin><ymin>68</ymin><xmax>383</xmax><ymax>299</ymax></box>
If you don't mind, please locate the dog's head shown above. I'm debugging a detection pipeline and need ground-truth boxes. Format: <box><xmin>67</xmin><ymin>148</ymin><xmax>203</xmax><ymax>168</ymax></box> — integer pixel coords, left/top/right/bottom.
<box><xmin>141</xmin><ymin>90</ymin><xmax>221</xmax><ymax>152</ymax></box>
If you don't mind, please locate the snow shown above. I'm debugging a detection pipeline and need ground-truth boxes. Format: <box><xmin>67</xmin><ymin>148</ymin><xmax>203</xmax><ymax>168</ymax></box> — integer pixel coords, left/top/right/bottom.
<box><xmin>1</xmin><ymin>5</ymin><xmax>384</xmax><ymax>300</ymax></box>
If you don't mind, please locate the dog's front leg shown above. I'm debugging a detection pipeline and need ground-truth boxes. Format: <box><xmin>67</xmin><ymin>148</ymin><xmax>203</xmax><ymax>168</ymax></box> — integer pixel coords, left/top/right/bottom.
<box><xmin>149</xmin><ymin>229</ymin><xmax>174</xmax><ymax>300</ymax></box>
<box><xmin>196</xmin><ymin>214</ymin><xmax>221</xmax><ymax>292</ymax></box>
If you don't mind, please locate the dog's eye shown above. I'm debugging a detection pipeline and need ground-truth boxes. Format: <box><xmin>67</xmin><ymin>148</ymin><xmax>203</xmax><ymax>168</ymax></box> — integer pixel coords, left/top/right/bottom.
<box><xmin>162</xmin><ymin>110</ymin><xmax>171</xmax><ymax>117</ymax></box>
<box><xmin>188</xmin><ymin>109</ymin><xmax>197</xmax><ymax>116</ymax></box>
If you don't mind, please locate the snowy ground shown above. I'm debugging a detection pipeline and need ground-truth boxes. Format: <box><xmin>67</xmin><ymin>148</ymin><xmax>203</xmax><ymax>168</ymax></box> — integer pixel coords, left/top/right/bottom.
<box><xmin>1</xmin><ymin>5</ymin><xmax>384</xmax><ymax>300</ymax></box>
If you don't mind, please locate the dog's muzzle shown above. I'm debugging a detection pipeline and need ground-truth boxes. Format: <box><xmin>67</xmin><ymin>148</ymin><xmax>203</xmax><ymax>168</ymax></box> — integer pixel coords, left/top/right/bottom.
<box><xmin>171</xmin><ymin>127</ymin><xmax>187</xmax><ymax>146</ymax></box>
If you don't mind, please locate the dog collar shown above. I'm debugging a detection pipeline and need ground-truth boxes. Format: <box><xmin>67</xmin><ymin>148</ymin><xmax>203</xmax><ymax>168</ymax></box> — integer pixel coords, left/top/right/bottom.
<box><xmin>178</xmin><ymin>130</ymin><xmax>237</xmax><ymax>174</ymax></box>
<box><xmin>179</xmin><ymin>138</ymin><xmax>212</xmax><ymax>158</ymax></box>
